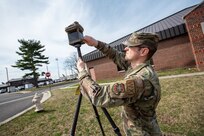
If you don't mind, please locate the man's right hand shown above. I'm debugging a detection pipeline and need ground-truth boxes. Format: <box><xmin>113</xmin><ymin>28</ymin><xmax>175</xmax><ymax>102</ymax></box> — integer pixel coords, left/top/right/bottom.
<box><xmin>83</xmin><ymin>36</ymin><xmax>98</xmax><ymax>47</ymax></box>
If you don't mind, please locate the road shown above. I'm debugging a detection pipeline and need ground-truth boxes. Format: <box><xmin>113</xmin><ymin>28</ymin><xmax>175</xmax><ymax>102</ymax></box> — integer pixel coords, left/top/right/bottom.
<box><xmin>0</xmin><ymin>81</ymin><xmax>78</xmax><ymax>124</ymax></box>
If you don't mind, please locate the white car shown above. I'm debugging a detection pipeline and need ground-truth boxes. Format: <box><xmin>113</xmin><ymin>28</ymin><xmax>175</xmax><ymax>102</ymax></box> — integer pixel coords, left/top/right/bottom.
<box><xmin>0</xmin><ymin>88</ymin><xmax>7</xmax><ymax>94</ymax></box>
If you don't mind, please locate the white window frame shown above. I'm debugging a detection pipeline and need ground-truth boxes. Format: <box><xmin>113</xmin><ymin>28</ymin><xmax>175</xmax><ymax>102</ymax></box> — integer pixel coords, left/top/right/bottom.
<box><xmin>201</xmin><ymin>22</ymin><xmax>204</xmax><ymax>34</ymax></box>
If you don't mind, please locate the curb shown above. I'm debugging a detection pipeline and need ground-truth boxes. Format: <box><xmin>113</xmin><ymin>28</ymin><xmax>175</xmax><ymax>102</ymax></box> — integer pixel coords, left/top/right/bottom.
<box><xmin>0</xmin><ymin>91</ymin><xmax>51</xmax><ymax>126</ymax></box>
<box><xmin>16</xmin><ymin>91</ymin><xmax>32</xmax><ymax>94</ymax></box>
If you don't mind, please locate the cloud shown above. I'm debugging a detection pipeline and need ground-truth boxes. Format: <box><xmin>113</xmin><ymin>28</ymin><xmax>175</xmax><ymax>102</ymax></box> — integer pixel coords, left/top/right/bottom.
<box><xmin>0</xmin><ymin>0</ymin><xmax>95</xmax><ymax>81</ymax></box>
<box><xmin>0</xmin><ymin>0</ymin><xmax>203</xmax><ymax>83</ymax></box>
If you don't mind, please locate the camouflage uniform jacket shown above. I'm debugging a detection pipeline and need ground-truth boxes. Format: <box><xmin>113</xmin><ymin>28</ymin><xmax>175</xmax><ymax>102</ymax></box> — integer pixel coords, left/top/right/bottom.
<box><xmin>78</xmin><ymin>41</ymin><xmax>161</xmax><ymax>135</ymax></box>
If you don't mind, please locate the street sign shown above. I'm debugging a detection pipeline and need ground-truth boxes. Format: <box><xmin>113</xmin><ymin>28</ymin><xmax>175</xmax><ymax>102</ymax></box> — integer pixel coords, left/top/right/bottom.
<box><xmin>45</xmin><ymin>72</ymin><xmax>51</xmax><ymax>77</ymax></box>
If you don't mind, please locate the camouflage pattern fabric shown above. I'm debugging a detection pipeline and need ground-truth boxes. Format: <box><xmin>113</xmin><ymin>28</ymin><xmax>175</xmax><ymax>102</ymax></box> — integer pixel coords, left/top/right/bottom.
<box><xmin>122</xmin><ymin>32</ymin><xmax>159</xmax><ymax>47</ymax></box>
<box><xmin>78</xmin><ymin>41</ymin><xmax>161</xmax><ymax>136</ymax></box>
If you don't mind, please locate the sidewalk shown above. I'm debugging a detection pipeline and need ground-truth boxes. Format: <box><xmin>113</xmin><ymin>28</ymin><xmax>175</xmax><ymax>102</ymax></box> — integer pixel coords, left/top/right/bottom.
<box><xmin>99</xmin><ymin>72</ymin><xmax>204</xmax><ymax>86</ymax></box>
<box><xmin>63</xmin><ymin>72</ymin><xmax>204</xmax><ymax>87</ymax></box>
<box><xmin>159</xmin><ymin>72</ymin><xmax>204</xmax><ymax>79</ymax></box>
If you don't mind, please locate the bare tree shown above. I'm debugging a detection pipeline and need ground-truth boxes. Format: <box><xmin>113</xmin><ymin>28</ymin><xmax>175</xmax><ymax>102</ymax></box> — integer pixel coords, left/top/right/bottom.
<box><xmin>64</xmin><ymin>52</ymin><xmax>78</xmax><ymax>78</ymax></box>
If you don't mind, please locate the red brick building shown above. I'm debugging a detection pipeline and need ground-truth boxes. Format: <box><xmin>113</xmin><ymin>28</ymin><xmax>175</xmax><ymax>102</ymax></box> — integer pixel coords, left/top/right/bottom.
<box><xmin>184</xmin><ymin>2</ymin><xmax>204</xmax><ymax>71</ymax></box>
<box><xmin>83</xmin><ymin>2</ymin><xmax>204</xmax><ymax>81</ymax></box>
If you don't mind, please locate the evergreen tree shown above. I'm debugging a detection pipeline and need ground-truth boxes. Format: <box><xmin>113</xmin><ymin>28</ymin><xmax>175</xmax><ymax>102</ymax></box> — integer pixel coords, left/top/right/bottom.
<box><xmin>12</xmin><ymin>39</ymin><xmax>49</xmax><ymax>87</ymax></box>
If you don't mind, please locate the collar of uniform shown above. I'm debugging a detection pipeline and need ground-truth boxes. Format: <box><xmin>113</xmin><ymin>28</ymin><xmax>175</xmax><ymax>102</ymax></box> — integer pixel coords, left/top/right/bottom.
<box><xmin>125</xmin><ymin>63</ymin><xmax>148</xmax><ymax>78</ymax></box>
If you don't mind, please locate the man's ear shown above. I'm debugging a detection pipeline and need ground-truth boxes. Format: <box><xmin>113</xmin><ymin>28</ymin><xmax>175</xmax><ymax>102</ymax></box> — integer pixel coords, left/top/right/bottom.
<box><xmin>140</xmin><ymin>48</ymin><xmax>149</xmax><ymax>56</ymax></box>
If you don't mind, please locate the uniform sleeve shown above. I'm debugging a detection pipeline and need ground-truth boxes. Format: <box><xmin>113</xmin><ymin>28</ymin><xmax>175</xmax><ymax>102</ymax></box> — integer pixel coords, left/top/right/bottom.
<box><xmin>95</xmin><ymin>41</ymin><xmax>130</xmax><ymax>71</ymax></box>
<box><xmin>78</xmin><ymin>70</ymin><xmax>145</xmax><ymax>108</ymax></box>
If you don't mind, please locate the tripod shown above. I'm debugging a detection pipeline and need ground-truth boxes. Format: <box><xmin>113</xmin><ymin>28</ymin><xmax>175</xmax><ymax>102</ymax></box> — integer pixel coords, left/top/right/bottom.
<box><xmin>70</xmin><ymin>44</ymin><xmax>122</xmax><ymax>136</ymax></box>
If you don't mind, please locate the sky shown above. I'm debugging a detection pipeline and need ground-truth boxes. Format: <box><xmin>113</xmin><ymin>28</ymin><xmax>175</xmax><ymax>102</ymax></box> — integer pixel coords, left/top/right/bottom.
<box><xmin>0</xmin><ymin>0</ymin><xmax>203</xmax><ymax>83</ymax></box>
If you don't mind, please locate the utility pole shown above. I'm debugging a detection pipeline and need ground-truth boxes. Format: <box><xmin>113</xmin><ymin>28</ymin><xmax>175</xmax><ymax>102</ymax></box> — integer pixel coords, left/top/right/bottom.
<box><xmin>46</xmin><ymin>65</ymin><xmax>49</xmax><ymax>72</ymax></box>
<box><xmin>55</xmin><ymin>58</ymin><xmax>60</xmax><ymax>79</ymax></box>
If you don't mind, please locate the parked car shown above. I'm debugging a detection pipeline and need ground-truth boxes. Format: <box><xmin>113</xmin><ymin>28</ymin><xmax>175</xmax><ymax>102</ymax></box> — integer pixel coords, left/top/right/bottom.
<box><xmin>16</xmin><ymin>86</ymin><xmax>25</xmax><ymax>91</ymax></box>
<box><xmin>0</xmin><ymin>88</ymin><xmax>7</xmax><ymax>94</ymax></box>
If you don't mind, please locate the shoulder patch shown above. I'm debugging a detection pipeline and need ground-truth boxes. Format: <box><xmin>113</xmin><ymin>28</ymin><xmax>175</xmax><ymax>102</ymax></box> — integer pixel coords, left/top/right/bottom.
<box><xmin>126</xmin><ymin>77</ymin><xmax>144</xmax><ymax>98</ymax></box>
<box><xmin>112</xmin><ymin>83</ymin><xmax>125</xmax><ymax>95</ymax></box>
<box><xmin>126</xmin><ymin>79</ymin><xmax>135</xmax><ymax>92</ymax></box>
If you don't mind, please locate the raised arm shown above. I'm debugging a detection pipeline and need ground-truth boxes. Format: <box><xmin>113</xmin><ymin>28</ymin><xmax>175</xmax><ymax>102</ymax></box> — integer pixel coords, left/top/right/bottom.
<box><xmin>83</xmin><ymin>36</ymin><xmax>130</xmax><ymax>71</ymax></box>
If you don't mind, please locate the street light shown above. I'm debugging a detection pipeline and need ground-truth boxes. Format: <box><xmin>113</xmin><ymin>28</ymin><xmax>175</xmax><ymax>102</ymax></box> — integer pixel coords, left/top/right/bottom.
<box><xmin>55</xmin><ymin>58</ymin><xmax>60</xmax><ymax>79</ymax></box>
<box><xmin>5</xmin><ymin>67</ymin><xmax>9</xmax><ymax>82</ymax></box>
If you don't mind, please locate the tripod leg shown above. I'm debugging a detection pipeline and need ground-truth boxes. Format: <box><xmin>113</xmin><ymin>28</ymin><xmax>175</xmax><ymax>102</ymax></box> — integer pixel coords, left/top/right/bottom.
<box><xmin>70</xmin><ymin>92</ymin><xmax>105</xmax><ymax>136</ymax></box>
<box><xmin>91</xmin><ymin>105</ymin><xmax>105</xmax><ymax>136</ymax></box>
<box><xmin>101</xmin><ymin>108</ymin><xmax>122</xmax><ymax>136</ymax></box>
<box><xmin>70</xmin><ymin>93</ymin><xmax>82</xmax><ymax>136</ymax></box>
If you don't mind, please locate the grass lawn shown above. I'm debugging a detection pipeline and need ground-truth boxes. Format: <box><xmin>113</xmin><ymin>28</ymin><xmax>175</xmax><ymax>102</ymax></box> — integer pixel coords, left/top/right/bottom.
<box><xmin>0</xmin><ymin>75</ymin><xmax>203</xmax><ymax>136</ymax></box>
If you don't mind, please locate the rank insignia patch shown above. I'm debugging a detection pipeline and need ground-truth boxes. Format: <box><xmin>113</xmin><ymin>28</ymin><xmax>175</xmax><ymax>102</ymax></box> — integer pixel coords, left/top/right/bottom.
<box><xmin>126</xmin><ymin>80</ymin><xmax>135</xmax><ymax>93</ymax></box>
<box><xmin>112</xmin><ymin>83</ymin><xmax>125</xmax><ymax>95</ymax></box>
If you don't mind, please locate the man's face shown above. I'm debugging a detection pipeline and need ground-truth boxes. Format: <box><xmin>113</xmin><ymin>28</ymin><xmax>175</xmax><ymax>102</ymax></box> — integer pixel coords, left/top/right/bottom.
<box><xmin>124</xmin><ymin>45</ymin><xmax>149</xmax><ymax>62</ymax></box>
<box><xmin>124</xmin><ymin>46</ymin><xmax>141</xmax><ymax>61</ymax></box>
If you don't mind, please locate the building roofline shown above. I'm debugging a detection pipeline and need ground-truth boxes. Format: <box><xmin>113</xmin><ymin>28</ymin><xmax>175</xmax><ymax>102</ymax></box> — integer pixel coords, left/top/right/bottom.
<box><xmin>108</xmin><ymin>4</ymin><xmax>198</xmax><ymax>46</ymax></box>
<box><xmin>83</xmin><ymin>3</ymin><xmax>199</xmax><ymax>62</ymax></box>
<box><xmin>183</xmin><ymin>1</ymin><xmax>204</xmax><ymax>19</ymax></box>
